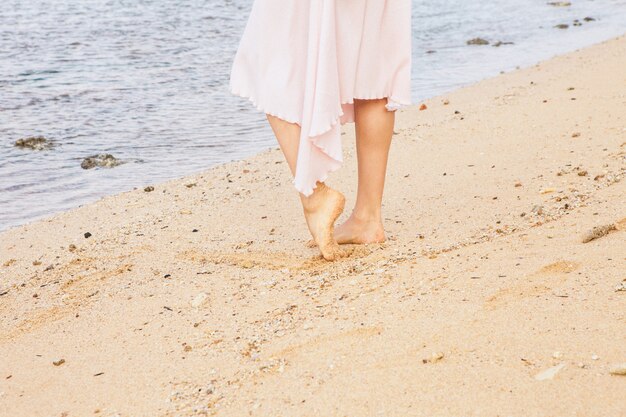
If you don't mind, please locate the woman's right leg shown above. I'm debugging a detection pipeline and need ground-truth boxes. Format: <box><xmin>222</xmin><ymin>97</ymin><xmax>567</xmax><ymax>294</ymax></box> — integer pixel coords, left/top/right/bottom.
<box><xmin>266</xmin><ymin>114</ymin><xmax>346</xmax><ymax>261</ymax></box>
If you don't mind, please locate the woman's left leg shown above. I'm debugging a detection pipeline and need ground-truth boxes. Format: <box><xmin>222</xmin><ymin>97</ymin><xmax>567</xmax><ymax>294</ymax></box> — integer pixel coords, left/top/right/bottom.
<box><xmin>334</xmin><ymin>98</ymin><xmax>395</xmax><ymax>244</ymax></box>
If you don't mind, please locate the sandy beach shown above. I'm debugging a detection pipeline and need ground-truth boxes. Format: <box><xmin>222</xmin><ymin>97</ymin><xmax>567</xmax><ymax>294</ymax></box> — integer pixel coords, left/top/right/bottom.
<box><xmin>1</xmin><ymin>33</ymin><xmax>625</xmax><ymax>417</ymax></box>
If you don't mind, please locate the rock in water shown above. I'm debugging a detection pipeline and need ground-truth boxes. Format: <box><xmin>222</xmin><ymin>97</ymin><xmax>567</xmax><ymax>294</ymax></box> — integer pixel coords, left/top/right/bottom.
<box><xmin>80</xmin><ymin>154</ymin><xmax>124</xmax><ymax>169</ymax></box>
<box><xmin>547</xmin><ymin>1</ymin><xmax>572</xmax><ymax>6</ymax></box>
<box><xmin>467</xmin><ymin>38</ymin><xmax>489</xmax><ymax>46</ymax></box>
<box><xmin>14</xmin><ymin>136</ymin><xmax>55</xmax><ymax>150</ymax></box>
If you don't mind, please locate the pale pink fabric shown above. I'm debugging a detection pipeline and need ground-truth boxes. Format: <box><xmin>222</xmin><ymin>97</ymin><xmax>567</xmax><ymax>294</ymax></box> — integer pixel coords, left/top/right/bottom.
<box><xmin>230</xmin><ymin>0</ymin><xmax>412</xmax><ymax>196</ymax></box>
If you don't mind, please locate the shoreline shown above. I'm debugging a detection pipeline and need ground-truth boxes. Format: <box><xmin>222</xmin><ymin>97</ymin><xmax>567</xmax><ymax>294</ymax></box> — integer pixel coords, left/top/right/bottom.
<box><xmin>1</xmin><ymin>34</ymin><xmax>625</xmax><ymax>416</ymax></box>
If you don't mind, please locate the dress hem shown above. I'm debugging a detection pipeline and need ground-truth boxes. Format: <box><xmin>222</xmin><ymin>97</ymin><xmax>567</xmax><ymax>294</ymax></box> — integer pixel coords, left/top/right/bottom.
<box><xmin>231</xmin><ymin>84</ymin><xmax>411</xmax><ymax>127</ymax></box>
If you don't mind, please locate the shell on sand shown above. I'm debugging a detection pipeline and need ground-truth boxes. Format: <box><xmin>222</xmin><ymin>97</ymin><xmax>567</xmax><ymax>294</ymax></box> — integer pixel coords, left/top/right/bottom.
<box><xmin>534</xmin><ymin>363</ymin><xmax>566</xmax><ymax>380</ymax></box>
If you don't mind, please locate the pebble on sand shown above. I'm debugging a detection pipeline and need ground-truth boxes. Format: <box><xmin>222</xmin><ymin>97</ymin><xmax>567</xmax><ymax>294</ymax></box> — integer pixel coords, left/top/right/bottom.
<box><xmin>2</xmin><ymin>259</ymin><xmax>16</xmax><ymax>267</ymax></box>
<box><xmin>144</xmin><ymin>186</ymin><xmax>155</xmax><ymax>192</ymax></box>
<box><xmin>422</xmin><ymin>352</ymin><xmax>445</xmax><ymax>364</ymax></box>
<box><xmin>191</xmin><ymin>293</ymin><xmax>208</xmax><ymax>308</ymax></box>
<box><xmin>609</xmin><ymin>363</ymin><xmax>626</xmax><ymax>376</ymax></box>
<box><xmin>241</xmin><ymin>260</ymin><xmax>254</xmax><ymax>269</ymax></box>
<box><xmin>80</xmin><ymin>154</ymin><xmax>124</xmax><ymax>169</ymax></box>
<box><xmin>53</xmin><ymin>359</ymin><xmax>65</xmax><ymax>366</ymax></box>
<box><xmin>581</xmin><ymin>224</ymin><xmax>617</xmax><ymax>243</ymax></box>
<box><xmin>14</xmin><ymin>136</ymin><xmax>55</xmax><ymax>151</ymax></box>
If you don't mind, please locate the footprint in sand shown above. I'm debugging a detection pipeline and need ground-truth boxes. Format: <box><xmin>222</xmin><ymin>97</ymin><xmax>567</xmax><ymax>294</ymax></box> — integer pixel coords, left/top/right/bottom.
<box><xmin>177</xmin><ymin>248</ymin><xmax>326</xmax><ymax>271</ymax></box>
<box><xmin>178</xmin><ymin>243</ymin><xmax>376</xmax><ymax>273</ymax></box>
<box><xmin>484</xmin><ymin>260</ymin><xmax>580</xmax><ymax>309</ymax></box>
<box><xmin>270</xmin><ymin>326</ymin><xmax>383</xmax><ymax>359</ymax></box>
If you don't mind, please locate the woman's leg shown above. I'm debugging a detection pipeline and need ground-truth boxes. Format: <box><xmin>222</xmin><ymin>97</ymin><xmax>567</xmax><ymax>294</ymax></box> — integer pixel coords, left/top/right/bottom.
<box><xmin>334</xmin><ymin>98</ymin><xmax>394</xmax><ymax>244</ymax></box>
<box><xmin>266</xmin><ymin>114</ymin><xmax>346</xmax><ymax>260</ymax></box>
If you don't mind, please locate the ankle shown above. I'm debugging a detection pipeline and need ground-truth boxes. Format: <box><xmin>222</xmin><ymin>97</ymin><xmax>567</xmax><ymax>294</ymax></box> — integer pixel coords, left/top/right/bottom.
<box><xmin>301</xmin><ymin>182</ymin><xmax>329</xmax><ymax>212</ymax></box>
<box><xmin>350</xmin><ymin>209</ymin><xmax>382</xmax><ymax>225</ymax></box>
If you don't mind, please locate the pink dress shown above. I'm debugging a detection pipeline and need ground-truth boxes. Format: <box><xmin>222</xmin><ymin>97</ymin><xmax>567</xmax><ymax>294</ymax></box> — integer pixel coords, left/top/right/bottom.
<box><xmin>229</xmin><ymin>0</ymin><xmax>412</xmax><ymax>196</ymax></box>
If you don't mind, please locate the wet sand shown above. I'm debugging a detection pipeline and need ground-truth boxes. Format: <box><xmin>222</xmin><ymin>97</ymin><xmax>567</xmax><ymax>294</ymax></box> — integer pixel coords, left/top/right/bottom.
<box><xmin>1</xmin><ymin>35</ymin><xmax>625</xmax><ymax>416</ymax></box>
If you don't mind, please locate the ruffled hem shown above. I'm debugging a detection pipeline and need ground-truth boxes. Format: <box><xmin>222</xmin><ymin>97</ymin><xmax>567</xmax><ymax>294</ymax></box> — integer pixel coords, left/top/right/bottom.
<box><xmin>291</xmin><ymin>157</ymin><xmax>343</xmax><ymax>196</ymax></box>
<box><xmin>384</xmin><ymin>97</ymin><xmax>410</xmax><ymax>112</ymax></box>
<box><xmin>231</xmin><ymin>84</ymin><xmax>411</xmax><ymax>128</ymax></box>
<box><xmin>342</xmin><ymin>95</ymin><xmax>412</xmax><ymax>113</ymax></box>
<box><xmin>230</xmin><ymin>85</ymin><xmax>302</xmax><ymax>126</ymax></box>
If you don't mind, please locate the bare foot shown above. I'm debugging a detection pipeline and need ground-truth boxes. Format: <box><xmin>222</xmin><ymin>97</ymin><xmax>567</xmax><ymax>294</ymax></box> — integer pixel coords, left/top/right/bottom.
<box><xmin>333</xmin><ymin>215</ymin><xmax>386</xmax><ymax>244</ymax></box>
<box><xmin>305</xmin><ymin>214</ymin><xmax>386</xmax><ymax>246</ymax></box>
<box><xmin>302</xmin><ymin>183</ymin><xmax>346</xmax><ymax>261</ymax></box>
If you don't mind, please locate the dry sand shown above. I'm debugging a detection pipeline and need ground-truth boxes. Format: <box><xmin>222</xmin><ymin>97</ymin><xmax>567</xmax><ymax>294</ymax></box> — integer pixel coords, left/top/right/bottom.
<box><xmin>1</xmin><ymin>35</ymin><xmax>625</xmax><ymax>417</ymax></box>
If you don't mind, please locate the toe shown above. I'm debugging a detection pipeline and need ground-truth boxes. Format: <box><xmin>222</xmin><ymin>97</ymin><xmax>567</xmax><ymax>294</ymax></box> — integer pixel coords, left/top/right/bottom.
<box><xmin>336</xmin><ymin>247</ymin><xmax>350</xmax><ymax>259</ymax></box>
<box><xmin>320</xmin><ymin>241</ymin><xmax>342</xmax><ymax>261</ymax></box>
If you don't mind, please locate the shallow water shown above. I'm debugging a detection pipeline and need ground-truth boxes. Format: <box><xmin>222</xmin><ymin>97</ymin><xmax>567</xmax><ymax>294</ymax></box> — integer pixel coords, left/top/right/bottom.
<box><xmin>1</xmin><ymin>0</ymin><xmax>625</xmax><ymax>231</ymax></box>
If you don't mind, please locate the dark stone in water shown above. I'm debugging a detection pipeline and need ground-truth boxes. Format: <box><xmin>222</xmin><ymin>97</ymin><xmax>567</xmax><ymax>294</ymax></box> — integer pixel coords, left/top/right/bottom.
<box><xmin>467</xmin><ymin>38</ymin><xmax>489</xmax><ymax>46</ymax></box>
<box><xmin>493</xmin><ymin>41</ymin><xmax>515</xmax><ymax>47</ymax></box>
<box><xmin>81</xmin><ymin>154</ymin><xmax>124</xmax><ymax>169</ymax></box>
<box><xmin>555</xmin><ymin>23</ymin><xmax>569</xmax><ymax>29</ymax></box>
<box><xmin>547</xmin><ymin>1</ymin><xmax>572</xmax><ymax>6</ymax></box>
<box><xmin>583</xmin><ymin>16</ymin><xmax>595</xmax><ymax>22</ymax></box>
<box><xmin>14</xmin><ymin>136</ymin><xmax>55</xmax><ymax>150</ymax></box>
